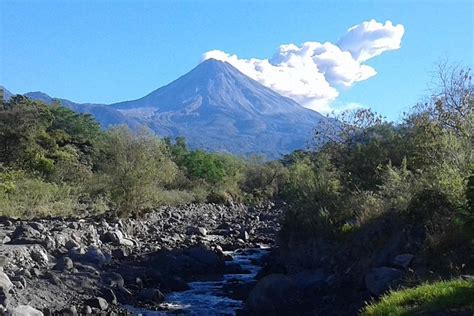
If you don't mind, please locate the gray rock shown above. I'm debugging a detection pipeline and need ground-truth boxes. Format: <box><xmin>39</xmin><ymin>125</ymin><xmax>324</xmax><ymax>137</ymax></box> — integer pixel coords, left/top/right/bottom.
<box><xmin>0</xmin><ymin>271</ymin><xmax>13</xmax><ymax>293</ymax></box>
<box><xmin>100</xmin><ymin>287</ymin><xmax>117</xmax><ymax>305</ymax></box>
<box><xmin>10</xmin><ymin>305</ymin><xmax>43</xmax><ymax>316</ymax></box>
<box><xmin>81</xmin><ymin>305</ymin><xmax>92</xmax><ymax>314</ymax></box>
<box><xmin>292</xmin><ymin>270</ymin><xmax>326</xmax><ymax>291</ymax></box>
<box><xmin>86</xmin><ymin>297</ymin><xmax>108</xmax><ymax>311</ymax></box>
<box><xmin>365</xmin><ymin>267</ymin><xmax>403</xmax><ymax>295</ymax></box>
<box><xmin>83</xmin><ymin>247</ymin><xmax>108</xmax><ymax>266</ymax></box>
<box><xmin>392</xmin><ymin>254</ymin><xmax>414</xmax><ymax>269</ymax></box>
<box><xmin>30</xmin><ymin>247</ymin><xmax>49</xmax><ymax>265</ymax></box>
<box><xmin>101</xmin><ymin>272</ymin><xmax>125</xmax><ymax>288</ymax></box>
<box><xmin>61</xmin><ymin>306</ymin><xmax>78</xmax><ymax>316</ymax></box>
<box><xmin>65</xmin><ymin>239</ymin><xmax>80</xmax><ymax>250</ymax></box>
<box><xmin>54</xmin><ymin>257</ymin><xmax>74</xmax><ymax>271</ymax></box>
<box><xmin>246</xmin><ymin>274</ymin><xmax>298</xmax><ymax>312</ymax></box>
<box><xmin>138</xmin><ymin>288</ymin><xmax>165</xmax><ymax>303</ymax></box>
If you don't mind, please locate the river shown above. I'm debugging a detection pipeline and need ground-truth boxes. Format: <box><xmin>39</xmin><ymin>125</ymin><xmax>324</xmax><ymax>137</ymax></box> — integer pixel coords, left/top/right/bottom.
<box><xmin>125</xmin><ymin>246</ymin><xmax>270</xmax><ymax>315</ymax></box>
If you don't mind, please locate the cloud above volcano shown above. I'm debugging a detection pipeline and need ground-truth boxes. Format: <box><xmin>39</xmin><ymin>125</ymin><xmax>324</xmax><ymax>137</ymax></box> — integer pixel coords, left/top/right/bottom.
<box><xmin>202</xmin><ymin>19</ymin><xmax>404</xmax><ymax>113</ymax></box>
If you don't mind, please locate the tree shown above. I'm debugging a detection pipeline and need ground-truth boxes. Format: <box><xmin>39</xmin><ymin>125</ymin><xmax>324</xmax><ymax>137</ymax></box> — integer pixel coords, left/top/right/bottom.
<box><xmin>98</xmin><ymin>127</ymin><xmax>177</xmax><ymax>215</ymax></box>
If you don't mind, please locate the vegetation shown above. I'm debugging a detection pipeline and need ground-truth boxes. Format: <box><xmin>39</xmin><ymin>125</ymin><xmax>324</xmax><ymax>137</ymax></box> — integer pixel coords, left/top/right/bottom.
<box><xmin>361</xmin><ymin>279</ymin><xmax>474</xmax><ymax>316</ymax></box>
<box><xmin>0</xmin><ymin>62</ymin><xmax>471</xmax><ymax>313</ymax></box>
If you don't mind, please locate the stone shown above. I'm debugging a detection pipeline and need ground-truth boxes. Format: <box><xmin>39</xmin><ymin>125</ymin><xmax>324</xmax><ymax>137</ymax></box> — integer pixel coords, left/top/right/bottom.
<box><xmin>10</xmin><ymin>224</ymin><xmax>41</xmax><ymax>244</ymax></box>
<box><xmin>246</xmin><ymin>274</ymin><xmax>298</xmax><ymax>312</ymax></box>
<box><xmin>392</xmin><ymin>254</ymin><xmax>414</xmax><ymax>269</ymax></box>
<box><xmin>365</xmin><ymin>267</ymin><xmax>403</xmax><ymax>295</ymax></box>
<box><xmin>30</xmin><ymin>247</ymin><xmax>49</xmax><ymax>266</ymax></box>
<box><xmin>10</xmin><ymin>305</ymin><xmax>43</xmax><ymax>316</ymax></box>
<box><xmin>111</xmin><ymin>248</ymin><xmax>129</xmax><ymax>259</ymax></box>
<box><xmin>292</xmin><ymin>270</ymin><xmax>327</xmax><ymax>291</ymax></box>
<box><xmin>61</xmin><ymin>306</ymin><xmax>78</xmax><ymax>316</ymax></box>
<box><xmin>83</xmin><ymin>247</ymin><xmax>108</xmax><ymax>266</ymax></box>
<box><xmin>81</xmin><ymin>305</ymin><xmax>92</xmax><ymax>314</ymax></box>
<box><xmin>101</xmin><ymin>272</ymin><xmax>125</xmax><ymax>288</ymax></box>
<box><xmin>65</xmin><ymin>240</ymin><xmax>80</xmax><ymax>250</ymax></box>
<box><xmin>186</xmin><ymin>226</ymin><xmax>207</xmax><ymax>236</ymax></box>
<box><xmin>163</xmin><ymin>276</ymin><xmax>190</xmax><ymax>292</ymax></box>
<box><xmin>54</xmin><ymin>257</ymin><xmax>74</xmax><ymax>271</ymax></box>
<box><xmin>239</xmin><ymin>230</ymin><xmax>250</xmax><ymax>241</ymax></box>
<box><xmin>100</xmin><ymin>231</ymin><xmax>123</xmax><ymax>244</ymax></box>
<box><xmin>86</xmin><ymin>297</ymin><xmax>108</xmax><ymax>311</ymax></box>
<box><xmin>100</xmin><ymin>287</ymin><xmax>117</xmax><ymax>305</ymax></box>
<box><xmin>0</xmin><ymin>271</ymin><xmax>13</xmax><ymax>293</ymax></box>
<box><xmin>44</xmin><ymin>272</ymin><xmax>61</xmax><ymax>286</ymax></box>
<box><xmin>138</xmin><ymin>288</ymin><xmax>165</xmax><ymax>303</ymax></box>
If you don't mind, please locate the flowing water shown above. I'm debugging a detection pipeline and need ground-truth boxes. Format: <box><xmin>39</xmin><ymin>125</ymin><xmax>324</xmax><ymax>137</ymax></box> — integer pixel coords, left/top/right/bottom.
<box><xmin>126</xmin><ymin>246</ymin><xmax>270</xmax><ymax>315</ymax></box>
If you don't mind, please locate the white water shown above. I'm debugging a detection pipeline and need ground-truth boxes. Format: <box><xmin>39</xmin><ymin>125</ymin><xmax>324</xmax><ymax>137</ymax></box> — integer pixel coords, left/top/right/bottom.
<box><xmin>126</xmin><ymin>246</ymin><xmax>270</xmax><ymax>316</ymax></box>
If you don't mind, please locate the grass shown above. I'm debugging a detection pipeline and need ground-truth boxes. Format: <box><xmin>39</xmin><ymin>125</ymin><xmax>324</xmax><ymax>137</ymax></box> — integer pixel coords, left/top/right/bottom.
<box><xmin>361</xmin><ymin>279</ymin><xmax>474</xmax><ymax>316</ymax></box>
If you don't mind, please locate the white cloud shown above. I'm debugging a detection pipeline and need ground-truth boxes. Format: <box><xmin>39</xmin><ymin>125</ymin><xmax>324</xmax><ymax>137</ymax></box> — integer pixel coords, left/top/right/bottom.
<box><xmin>202</xmin><ymin>19</ymin><xmax>404</xmax><ymax>113</ymax></box>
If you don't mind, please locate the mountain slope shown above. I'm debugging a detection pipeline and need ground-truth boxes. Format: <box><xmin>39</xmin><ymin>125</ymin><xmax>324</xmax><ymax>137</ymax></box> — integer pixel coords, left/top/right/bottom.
<box><xmin>1</xmin><ymin>60</ymin><xmax>333</xmax><ymax>158</ymax></box>
<box><xmin>111</xmin><ymin>59</ymin><xmax>332</xmax><ymax>157</ymax></box>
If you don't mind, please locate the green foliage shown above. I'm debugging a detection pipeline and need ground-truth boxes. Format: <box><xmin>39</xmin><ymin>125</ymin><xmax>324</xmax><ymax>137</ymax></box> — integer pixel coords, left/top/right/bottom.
<box><xmin>361</xmin><ymin>279</ymin><xmax>474</xmax><ymax>316</ymax></box>
<box><xmin>96</xmin><ymin>127</ymin><xmax>178</xmax><ymax>215</ymax></box>
<box><xmin>0</xmin><ymin>167</ymin><xmax>80</xmax><ymax>218</ymax></box>
<box><xmin>240</xmin><ymin>158</ymin><xmax>288</xmax><ymax>204</ymax></box>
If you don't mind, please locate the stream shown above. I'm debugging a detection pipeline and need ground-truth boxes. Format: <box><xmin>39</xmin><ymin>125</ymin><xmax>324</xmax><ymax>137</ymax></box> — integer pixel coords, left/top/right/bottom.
<box><xmin>126</xmin><ymin>246</ymin><xmax>270</xmax><ymax>315</ymax></box>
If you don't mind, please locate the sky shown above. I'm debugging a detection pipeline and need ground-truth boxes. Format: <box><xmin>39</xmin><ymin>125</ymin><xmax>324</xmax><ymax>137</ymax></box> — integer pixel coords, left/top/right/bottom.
<box><xmin>0</xmin><ymin>0</ymin><xmax>473</xmax><ymax>121</ymax></box>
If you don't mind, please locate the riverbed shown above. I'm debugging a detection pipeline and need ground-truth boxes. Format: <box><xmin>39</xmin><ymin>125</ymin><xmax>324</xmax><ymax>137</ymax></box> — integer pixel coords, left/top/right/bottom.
<box><xmin>126</xmin><ymin>247</ymin><xmax>270</xmax><ymax>315</ymax></box>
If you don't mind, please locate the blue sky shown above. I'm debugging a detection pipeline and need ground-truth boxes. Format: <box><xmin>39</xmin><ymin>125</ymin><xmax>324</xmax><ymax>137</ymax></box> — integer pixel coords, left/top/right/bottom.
<box><xmin>1</xmin><ymin>0</ymin><xmax>472</xmax><ymax>121</ymax></box>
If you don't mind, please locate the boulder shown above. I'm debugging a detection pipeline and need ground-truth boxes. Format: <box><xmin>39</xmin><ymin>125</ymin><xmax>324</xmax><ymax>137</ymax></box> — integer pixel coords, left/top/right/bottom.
<box><xmin>0</xmin><ymin>271</ymin><xmax>13</xmax><ymax>293</ymax></box>
<box><xmin>292</xmin><ymin>270</ymin><xmax>327</xmax><ymax>291</ymax></box>
<box><xmin>365</xmin><ymin>267</ymin><xmax>403</xmax><ymax>295</ymax></box>
<box><xmin>392</xmin><ymin>254</ymin><xmax>414</xmax><ymax>269</ymax></box>
<box><xmin>138</xmin><ymin>288</ymin><xmax>165</xmax><ymax>303</ymax></box>
<box><xmin>10</xmin><ymin>224</ymin><xmax>42</xmax><ymax>244</ymax></box>
<box><xmin>10</xmin><ymin>305</ymin><xmax>43</xmax><ymax>316</ymax></box>
<box><xmin>246</xmin><ymin>274</ymin><xmax>299</xmax><ymax>312</ymax></box>
<box><xmin>86</xmin><ymin>297</ymin><xmax>108</xmax><ymax>311</ymax></box>
<box><xmin>54</xmin><ymin>257</ymin><xmax>74</xmax><ymax>271</ymax></box>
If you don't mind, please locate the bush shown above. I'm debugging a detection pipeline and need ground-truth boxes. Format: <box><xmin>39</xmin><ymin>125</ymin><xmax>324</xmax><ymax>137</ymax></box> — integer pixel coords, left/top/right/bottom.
<box><xmin>0</xmin><ymin>168</ymin><xmax>80</xmax><ymax>218</ymax></box>
<box><xmin>96</xmin><ymin>127</ymin><xmax>178</xmax><ymax>216</ymax></box>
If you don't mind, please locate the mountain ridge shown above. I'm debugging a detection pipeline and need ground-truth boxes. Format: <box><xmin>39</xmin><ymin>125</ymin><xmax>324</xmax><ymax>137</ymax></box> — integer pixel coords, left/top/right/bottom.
<box><xmin>1</xmin><ymin>60</ymin><xmax>333</xmax><ymax>158</ymax></box>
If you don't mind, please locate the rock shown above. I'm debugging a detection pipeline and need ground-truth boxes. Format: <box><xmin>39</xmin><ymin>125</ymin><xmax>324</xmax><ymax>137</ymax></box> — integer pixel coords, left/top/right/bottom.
<box><xmin>185</xmin><ymin>245</ymin><xmax>223</xmax><ymax>267</ymax></box>
<box><xmin>392</xmin><ymin>254</ymin><xmax>414</xmax><ymax>269</ymax></box>
<box><xmin>44</xmin><ymin>272</ymin><xmax>61</xmax><ymax>286</ymax></box>
<box><xmin>29</xmin><ymin>247</ymin><xmax>49</xmax><ymax>266</ymax></box>
<box><xmin>101</xmin><ymin>272</ymin><xmax>125</xmax><ymax>288</ymax></box>
<box><xmin>81</xmin><ymin>305</ymin><xmax>92</xmax><ymax>314</ymax></box>
<box><xmin>29</xmin><ymin>222</ymin><xmax>45</xmax><ymax>233</ymax></box>
<box><xmin>86</xmin><ymin>297</ymin><xmax>108</xmax><ymax>311</ymax></box>
<box><xmin>54</xmin><ymin>257</ymin><xmax>74</xmax><ymax>271</ymax></box>
<box><xmin>83</xmin><ymin>247</ymin><xmax>108</xmax><ymax>266</ymax></box>
<box><xmin>292</xmin><ymin>270</ymin><xmax>327</xmax><ymax>291</ymax></box>
<box><xmin>10</xmin><ymin>305</ymin><xmax>43</xmax><ymax>316</ymax></box>
<box><xmin>100</xmin><ymin>287</ymin><xmax>117</xmax><ymax>305</ymax></box>
<box><xmin>61</xmin><ymin>306</ymin><xmax>78</xmax><ymax>316</ymax></box>
<box><xmin>138</xmin><ymin>288</ymin><xmax>165</xmax><ymax>303</ymax></box>
<box><xmin>111</xmin><ymin>248</ymin><xmax>129</xmax><ymax>259</ymax></box>
<box><xmin>365</xmin><ymin>267</ymin><xmax>403</xmax><ymax>295</ymax></box>
<box><xmin>11</xmin><ymin>275</ymin><xmax>27</xmax><ymax>288</ymax></box>
<box><xmin>239</xmin><ymin>230</ymin><xmax>250</xmax><ymax>241</ymax></box>
<box><xmin>0</xmin><ymin>271</ymin><xmax>13</xmax><ymax>293</ymax></box>
<box><xmin>10</xmin><ymin>224</ymin><xmax>41</xmax><ymax>244</ymax></box>
<box><xmin>162</xmin><ymin>276</ymin><xmax>190</xmax><ymax>292</ymax></box>
<box><xmin>65</xmin><ymin>240</ymin><xmax>80</xmax><ymax>250</ymax></box>
<box><xmin>246</xmin><ymin>274</ymin><xmax>299</xmax><ymax>312</ymax></box>
<box><xmin>186</xmin><ymin>226</ymin><xmax>207</xmax><ymax>237</ymax></box>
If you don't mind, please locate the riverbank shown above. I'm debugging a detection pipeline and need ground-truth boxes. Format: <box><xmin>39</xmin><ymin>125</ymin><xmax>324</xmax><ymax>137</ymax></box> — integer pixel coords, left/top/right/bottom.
<box><xmin>0</xmin><ymin>203</ymin><xmax>282</xmax><ymax>315</ymax></box>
